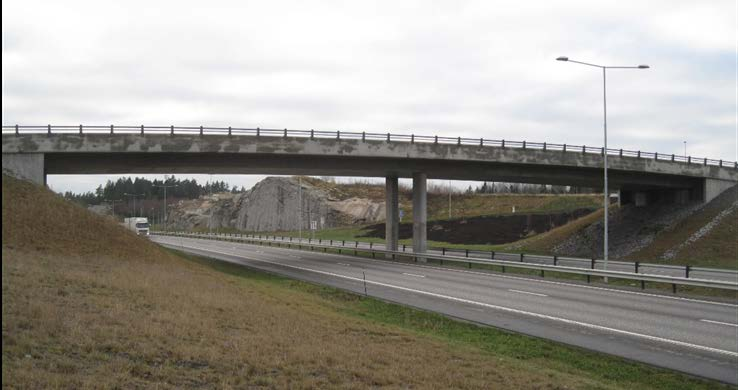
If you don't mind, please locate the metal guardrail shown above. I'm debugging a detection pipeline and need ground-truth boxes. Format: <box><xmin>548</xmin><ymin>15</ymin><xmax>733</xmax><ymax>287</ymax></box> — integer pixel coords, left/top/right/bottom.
<box><xmin>153</xmin><ymin>231</ymin><xmax>738</xmax><ymax>291</ymax></box>
<box><xmin>3</xmin><ymin>124</ymin><xmax>736</xmax><ymax>169</ymax></box>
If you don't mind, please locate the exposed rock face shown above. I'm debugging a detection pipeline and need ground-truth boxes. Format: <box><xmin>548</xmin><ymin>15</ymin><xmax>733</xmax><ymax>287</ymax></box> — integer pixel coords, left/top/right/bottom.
<box><xmin>166</xmin><ymin>177</ymin><xmax>385</xmax><ymax>232</ymax></box>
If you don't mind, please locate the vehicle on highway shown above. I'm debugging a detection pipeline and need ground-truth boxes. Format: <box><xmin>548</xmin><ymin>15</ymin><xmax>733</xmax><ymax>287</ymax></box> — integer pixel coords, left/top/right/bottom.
<box><xmin>123</xmin><ymin>217</ymin><xmax>150</xmax><ymax>236</ymax></box>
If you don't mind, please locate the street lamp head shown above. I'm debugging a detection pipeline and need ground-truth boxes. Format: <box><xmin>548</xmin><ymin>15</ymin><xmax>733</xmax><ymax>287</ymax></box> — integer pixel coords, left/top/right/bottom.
<box><xmin>638</xmin><ymin>65</ymin><xmax>650</xmax><ymax>69</ymax></box>
<box><xmin>556</xmin><ymin>56</ymin><xmax>569</xmax><ymax>61</ymax></box>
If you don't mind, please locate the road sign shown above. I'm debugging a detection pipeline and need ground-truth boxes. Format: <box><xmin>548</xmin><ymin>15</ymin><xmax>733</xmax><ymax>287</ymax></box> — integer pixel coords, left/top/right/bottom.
<box><xmin>399</xmin><ymin>209</ymin><xmax>404</xmax><ymax>221</ymax></box>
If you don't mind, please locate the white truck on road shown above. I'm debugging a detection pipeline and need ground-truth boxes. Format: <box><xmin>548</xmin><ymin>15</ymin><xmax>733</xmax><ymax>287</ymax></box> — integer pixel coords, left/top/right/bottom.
<box><xmin>123</xmin><ymin>217</ymin><xmax>150</xmax><ymax>236</ymax></box>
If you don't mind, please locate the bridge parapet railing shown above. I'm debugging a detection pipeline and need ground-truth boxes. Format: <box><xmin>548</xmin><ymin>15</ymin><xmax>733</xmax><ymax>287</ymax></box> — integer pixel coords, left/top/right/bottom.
<box><xmin>3</xmin><ymin>125</ymin><xmax>736</xmax><ymax>169</ymax></box>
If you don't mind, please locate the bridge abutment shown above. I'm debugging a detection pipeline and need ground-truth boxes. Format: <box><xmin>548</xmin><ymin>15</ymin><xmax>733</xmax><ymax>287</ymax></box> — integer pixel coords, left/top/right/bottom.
<box><xmin>2</xmin><ymin>153</ymin><xmax>45</xmax><ymax>185</ymax></box>
<box><xmin>412</xmin><ymin>172</ymin><xmax>427</xmax><ymax>261</ymax></box>
<box><xmin>385</xmin><ymin>176</ymin><xmax>399</xmax><ymax>256</ymax></box>
<box><xmin>704</xmin><ymin>178</ymin><xmax>736</xmax><ymax>204</ymax></box>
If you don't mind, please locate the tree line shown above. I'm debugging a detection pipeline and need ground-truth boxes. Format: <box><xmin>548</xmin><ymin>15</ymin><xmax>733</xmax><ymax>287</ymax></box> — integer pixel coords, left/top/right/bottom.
<box><xmin>61</xmin><ymin>176</ymin><xmax>246</xmax><ymax>206</ymax></box>
<box><xmin>465</xmin><ymin>182</ymin><xmax>601</xmax><ymax>195</ymax></box>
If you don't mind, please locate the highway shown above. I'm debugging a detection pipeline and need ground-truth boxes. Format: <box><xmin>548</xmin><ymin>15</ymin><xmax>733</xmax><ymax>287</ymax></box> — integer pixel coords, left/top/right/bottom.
<box><xmin>152</xmin><ymin>235</ymin><xmax>738</xmax><ymax>384</ymax></box>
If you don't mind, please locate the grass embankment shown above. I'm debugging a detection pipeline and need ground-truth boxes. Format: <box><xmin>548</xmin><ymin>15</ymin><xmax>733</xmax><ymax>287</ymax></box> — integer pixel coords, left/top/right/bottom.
<box><xmin>623</xmin><ymin>187</ymin><xmax>738</xmax><ymax>270</ymax></box>
<box><xmin>303</xmin><ymin>176</ymin><xmax>602</xmax><ymax>221</ymax></box>
<box><xmin>2</xmin><ymin>174</ymin><xmax>728</xmax><ymax>388</ymax></box>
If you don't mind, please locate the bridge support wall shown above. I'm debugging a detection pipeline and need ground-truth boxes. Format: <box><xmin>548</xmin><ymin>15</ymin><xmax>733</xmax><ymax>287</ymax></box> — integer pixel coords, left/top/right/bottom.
<box><xmin>412</xmin><ymin>172</ymin><xmax>427</xmax><ymax>261</ymax></box>
<box><xmin>2</xmin><ymin>153</ymin><xmax>45</xmax><ymax>185</ymax></box>
<box><xmin>704</xmin><ymin>179</ymin><xmax>736</xmax><ymax>204</ymax></box>
<box><xmin>385</xmin><ymin>176</ymin><xmax>399</xmax><ymax>255</ymax></box>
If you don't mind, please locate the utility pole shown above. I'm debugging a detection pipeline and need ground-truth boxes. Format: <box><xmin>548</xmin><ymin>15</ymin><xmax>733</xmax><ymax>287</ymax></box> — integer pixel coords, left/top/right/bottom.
<box><xmin>153</xmin><ymin>183</ymin><xmax>178</xmax><ymax>231</ymax></box>
<box><xmin>123</xmin><ymin>193</ymin><xmax>144</xmax><ymax>218</ymax></box>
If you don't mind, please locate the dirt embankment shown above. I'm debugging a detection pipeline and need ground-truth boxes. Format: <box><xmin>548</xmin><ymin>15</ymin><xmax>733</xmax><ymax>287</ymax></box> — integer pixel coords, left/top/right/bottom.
<box><xmin>360</xmin><ymin>208</ymin><xmax>595</xmax><ymax>245</ymax></box>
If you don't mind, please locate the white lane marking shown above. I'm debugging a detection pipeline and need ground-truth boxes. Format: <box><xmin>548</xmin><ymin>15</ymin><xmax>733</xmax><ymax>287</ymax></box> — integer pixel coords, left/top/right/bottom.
<box><xmin>700</xmin><ymin>319</ymin><xmax>738</xmax><ymax>328</ymax></box>
<box><xmin>163</xmin><ymin>241</ymin><xmax>738</xmax><ymax>358</ymax></box>
<box><xmin>509</xmin><ymin>289</ymin><xmax>548</xmax><ymax>297</ymax></box>
<box><xmin>288</xmin><ymin>254</ymin><xmax>300</xmax><ymax>259</ymax></box>
<box><xmin>402</xmin><ymin>273</ymin><xmax>426</xmax><ymax>278</ymax></box>
<box><xmin>337</xmin><ymin>263</ymin><xmax>351</xmax><ymax>266</ymax></box>
<box><xmin>153</xmin><ymin>236</ymin><xmax>738</xmax><ymax>308</ymax></box>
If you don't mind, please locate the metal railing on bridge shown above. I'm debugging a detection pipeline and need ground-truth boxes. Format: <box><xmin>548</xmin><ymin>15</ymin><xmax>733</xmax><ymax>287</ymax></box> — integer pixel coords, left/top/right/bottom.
<box><xmin>4</xmin><ymin>124</ymin><xmax>736</xmax><ymax>169</ymax></box>
<box><xmin>152</xmin><ymin>231</ymin><xmax>738</xmax><ymax>292</ymax></box>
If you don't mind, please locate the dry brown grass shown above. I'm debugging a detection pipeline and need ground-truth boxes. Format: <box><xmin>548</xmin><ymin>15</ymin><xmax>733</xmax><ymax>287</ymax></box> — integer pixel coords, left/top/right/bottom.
<box><xmin>1</xmin><ymin>175</ymin><xmax>601</xmax><ymax>389</ymax></box>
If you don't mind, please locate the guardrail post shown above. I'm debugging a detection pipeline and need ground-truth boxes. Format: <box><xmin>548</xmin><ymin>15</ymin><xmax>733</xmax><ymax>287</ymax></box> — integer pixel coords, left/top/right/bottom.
<box><xmin>491</xmin><ymin>251</ymin><xmax>495</xmax><ymax>259</ymax></box>
<box><xmin>402</xmin><ymin>244</ymin><xmax>406</xmax><ymax>252</ymax></box>
<box><xmin>672</xmin><ymin>284</ymin><xmax>677</xmax><ymax>294</ymax></box>
<box><xmin>109</xmin><ymin>124</ymin><xmax>113</xmax><ymax>135</ymax></box>
<box><xmin>411</xmin><ymin>134</ymin><xmax>415</xmax><ymax>144</ymax></box>
<box><xmin>704</xmin><ymin>158</ymin><xmax>707</xmax><ymax>165</ymax></box>
<box><xmin>634</xmin><ymin>261</ymin><xmax>639</xmax><ymax>273</ymax></box>
<box><xmin>369</xmin><ymin>242</ymin><xmax>372</xmax><ymax>249</ymax></box>
<box><xmin>48</xmin><ymin>124</ymin><xmax>53</xmax><ymax>135</ymax></box>
<box><xmin>342</xmin><ymin>240</ymin><xmax>345</xmax><ymax>246</ymax></box>
<box><xmin>641</xmin><ymin>280</ymin><xmax>645</xmax><ymax>290</ymax></box>
<box><xmin>362</xmin><ymin>131</ymin><xmax>365</xmax><ymax>141</ymax></box>
<box><xmin>337</xmin><ymin>130</ymin><xmax>341</xmax><ymax>140</ymax></box>
<box><xmin>719</xmin><ymin>159</ymin><xmax>723</xmax><ymax>167</ymax></box>
<box><xmin>543</xmin><ymin>142</ymin><xmax>546</xmax><ymax>151</ymax></box>
<box><xmin>311</xmin><ymin>129</ymin><xmax>314</xmax><ymax>139</ymax></box>
<box><xmin>200</xmin><ymin>126</ymin><xmax>204</xmax><ymax>136</ymax></box>
<box><xmin>442</xmin><ymin>247</ymin><xmax>445</xmax><ymax>255</ymax></box>
<box><xmin>15</xmin><ymin>124</ymin><xmax>19</xmax><ymax>135</ymax></box>
<box><xmin>582</xmin><ymin>145</ymin><xmax>586</xmax><ymax>153</ymax></box>
<box><xmin>284</xmin><ymin>128</ymin><xmax>288</xmax><ymax>138</ymax></box>
<box><xmin>502</xmin><ymin>139</ymin><xmax>505</xmax><ymax>148</ymax></box>
<box><xmin>434</xmin><ymin>135</ymin><xmax>438</xmax><ymax>144</ymax></box>
<box><xmin>465</xmin><ymin>249</ymin><xmax>469</xmax><ymax>258</ymax></box>
<box><xmin>387</xmin><ymin>133</ymin><xmax>390</xmax><ymax>142</ymax></box>
<box><xmin>655</xmin><ymin>152</ymin><xmax>658</xmax><ymax>160</ymax></box>
<box><xmin>619</xmin><ymin>149</ymin><xmax>623</xmax><ymax>156</ymax></box>
<box><xmin>687</xmin><ymin>156</ymin><xmax>690</xmax><ymax>164</ymax></box>
<box><xmin>563</xmin><ymin>144</ymin><xmax>566</xmax><ymax>152</ymax></box>
<box><xmin>519</xmin><ymin>253</ymin><xmax>524</xmax><ymax>262</ymax></box>
<box><xmin>522</xmin><ymin>140</ymin><xmax>526</xmax><ymax>149</ymax></box>
<box><xmin>457</xmin><ymin>136</ymin><xmax>461</xmax><ymax>145</ymax></box>
<box><xmin>671</xmin><ymin>154</ymin><xmax>674</xmax><ymax>161</ymax></box>
<box><xmin>140</xmin><ymin>125</ymin><xmax>144</xmax><ymax>135</ymax></box>
<box><xmin>228</xmin><ymin>126</ymin><xmax>232</xmax><ymax>136</ymax></box>
<box><xmin>601</xmin><ymin>147</ymin><xmax>604</xmax><ymax>155</ymax></box>
<box><xmin>685</xmin><ymin>265</ymin><xmax>691</xmax><ymax>278</ymax></box>
<box><xmin>637</xmin><ymin>150</ymin><xmax>641</xmax><ymax>158</ymax></box>
<box><xmin>256</xmin><ymin>127</ymin><xmax>260</xmax><ymax>137</ymax></box>
<box><xmin>553</xmin><ymin>255</ymin><xmax>558</xmax><ymax>266</ymax></box>
<box><xmin>79</xmin><ymin>124</ymin><xmax>83</xmax><ymax>135</ymax></box>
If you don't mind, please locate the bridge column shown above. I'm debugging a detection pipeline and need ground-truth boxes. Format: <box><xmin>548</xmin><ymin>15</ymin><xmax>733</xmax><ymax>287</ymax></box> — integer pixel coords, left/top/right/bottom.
<box><xmin>2</xmin><ymin>153</ymin><xmax>45</xmax><ymax>185</ymax></box>
<box><xmin>385</xmin><ymin>176</ymin><xmax>399</xmax><ymax>255</ymax></box>
<box><xmin>412</xmin><ymin>172</ymin><xmax>427</xmax><ymax>261</ymax></box>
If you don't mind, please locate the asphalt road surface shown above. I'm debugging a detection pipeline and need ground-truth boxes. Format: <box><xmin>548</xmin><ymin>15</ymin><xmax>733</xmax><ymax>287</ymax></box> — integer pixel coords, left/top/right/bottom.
<box><xmin>152</xmin><ymin>235</ymin><xmax>738</xmax><ymax>384</ymax></box>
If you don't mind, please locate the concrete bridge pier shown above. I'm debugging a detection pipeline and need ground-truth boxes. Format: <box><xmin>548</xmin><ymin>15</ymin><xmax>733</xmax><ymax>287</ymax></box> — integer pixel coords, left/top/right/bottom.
<box><xmin>412</xmin><ymin>172</ymin><xmax>427</xmax><ymax>261</ymax></box>
<box><xmin>2</xmin><ymin>153</ymin><xmax>45</xmax><ymax>185</ymax></box>
<box><xmin>385</xmin><ymin>175</ymin><xmax>399</xmax><ymax>256</ymax></box>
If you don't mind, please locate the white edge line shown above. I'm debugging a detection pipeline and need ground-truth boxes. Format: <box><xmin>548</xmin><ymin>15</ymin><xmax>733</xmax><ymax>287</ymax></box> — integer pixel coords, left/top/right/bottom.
<box><xmin>165</xmin><ymin>241</ymin><xmax>738</xmax><ymax>358</ymax></box>
<box><xmin>167</xmin><ymin>236</ymin><xmax>738</xmax><ymax>308</ymax></box>
<box><xmin>700</xmin><ymin>319</ymin><xmax>738</xmax><ymax>328</ymax></box>
<box><xmin>403</xmin><ymin>273</ymin><xmax>426</xmax><ymax>278</ymax></box>
<box><xmin>161</xmin><ymin>236</ymin><xmax>738</xmax><ymax>308</ymax></box>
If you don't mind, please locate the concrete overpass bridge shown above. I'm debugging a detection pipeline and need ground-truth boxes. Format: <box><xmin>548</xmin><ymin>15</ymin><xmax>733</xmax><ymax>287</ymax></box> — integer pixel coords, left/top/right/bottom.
<box><xmin>3</xmin><ymin>125</ymin><xmax>737</xmax><ymax>254</ymax></box>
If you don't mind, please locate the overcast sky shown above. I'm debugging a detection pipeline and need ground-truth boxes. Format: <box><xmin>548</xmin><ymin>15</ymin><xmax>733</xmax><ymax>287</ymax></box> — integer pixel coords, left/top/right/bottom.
<box><xmin>3</xmin><ymin>0</ymin><xmax>736</xmax><ymax>194</ymax></box>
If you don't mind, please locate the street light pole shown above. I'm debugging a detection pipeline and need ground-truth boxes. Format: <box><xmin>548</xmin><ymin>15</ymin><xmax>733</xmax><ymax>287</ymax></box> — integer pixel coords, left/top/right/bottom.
<box><xmin>123</xmin><ymin>193</ymin><xmax>144</xmax><ymax>218</ymax></box>
<box><xmin>557</xmin><ymin>56</ymin><xmax>649</xmax><ymax>280</ymax></box>
<box><xmin>153</xmin><ymin>183</ymin><xmax>178</xmax><ymax>231</ymax></box>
